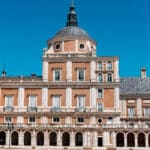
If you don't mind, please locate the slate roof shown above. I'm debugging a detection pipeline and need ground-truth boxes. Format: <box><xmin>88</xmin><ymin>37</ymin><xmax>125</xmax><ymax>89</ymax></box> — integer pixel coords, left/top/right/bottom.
<box><xmin>120</xmin><ymin>77</ymin><xmax>150</xmax><ymax>95</ymax></box>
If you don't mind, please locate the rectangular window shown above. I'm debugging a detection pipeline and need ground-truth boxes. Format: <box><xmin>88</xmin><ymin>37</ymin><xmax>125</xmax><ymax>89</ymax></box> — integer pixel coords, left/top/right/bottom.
<box><xmin>77</xmin><ymin>117</ymin><xmax>84</xmax><ymax>123</ymax></box>
<box><xmin>52</xmin><ymin>96</ymin><xmax>61</xmax><ymax>111</ymax></box>
<box><xmin>5</xmin><ymin>96</ymin><xmax>13</xmax><ymax>107</ymax></box>
<box><xmin>107</xmin><ymin>62</ymin><xmax>112</xmax><ymax>70</ymax></box>
<box><xmin>29</xmin><ymin>117</ymin><xmax>35</xmax><ymax>123</ymax></box>
<box><xmin>77</xmin><ymin>96</ymin><xmax>85</xmax><ymax>112</ymax></box>
<box><xmin>98</xmin><ymin>62</ymin><xmax>102</xmax><ymax>70</ymax></box>
<box><xmin>5</xmin><ymin>116</ymin><xmax>12</xmax><ymax>123</ymax></box>
<box><xmin>97</xmin><ymin>89</ymin><xmax>103</xmax><ymax>98</ymax></box>
<box><xmin>98</xmin><ymin>137</ymin><xmax>103</xmax><ymax>146</ymax></box>
<box><xmin>144</xmin><ymin>107</ymin><xmax>150</xmax><ymax>117</ymax></box>
<box><xmin>97</xmin><ymin>103</ymin><xmax>103</xmax><ymax>112</ymax></box>
<box><xmin>54</xmin><ymin>69</ymin><xmax>61</xmax><ymax>81</ymax></box>
<box><xmin>53</xmin><ymin>117</ymin><xmax>60</xmax><ymax>123</ymax></box>
<box><xmin>28</xmin><ymin>95</ymin><xmax>37</xmax><ymax>112</ymax></box>
<box><xmin>78</xmin><ymin>69</ymin><xmax>84</xmax><ymax>81</ymax></box>
<box><xmin>128</xmin><ymin>107</ymin><xmax>135</xmax><ymax>118</ymax></box>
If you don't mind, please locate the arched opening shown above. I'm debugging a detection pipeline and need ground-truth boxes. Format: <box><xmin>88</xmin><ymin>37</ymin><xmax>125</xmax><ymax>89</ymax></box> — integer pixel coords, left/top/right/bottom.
<box><xmin>107</xmin><ymin>73</ymin><xmax>112</xmax><ymax>82</ymax></box>
<box><xmin>98</xmin><ymin>74</ymin><xmax>103</xmax><ymax>82</ymax></box>
<box><xmin>116</xmin><ymin>132</ymin><xmax>124</xmax><ymax>147</ymax></box>
<box><xmin>75</xmin><ymin>132</ymin><xmax>83</xmax><ymax>146</ymax></box>
<box><xmin>138</xmin><ymin>133</ymin><xmax>145</xmax><ymax>147</ymax></box>
<box><xmin>24</xmin><ymin>132</ymin><xmax>31</xmax><ymax>146</ymax></box>
<box><xmin>37</xmin><ymin>132</ymin><xmax>44</xmax><ymax>146</ymax></box>
<box><xmin>0</xmin><ymin>131</ymin><xmax>6</xmax><ymax>145</ymax></box>
<box><xmin>127</xmin><ymin>133</ymin><xmax>135</xmax><ymax>147</ymax></box>
<box><xmin>11</xmin><ymin>131</ymin><xmax>18</xmax><ymax>145</ymax></box>
<box><xmin>62</xmin><ymin>132</ymin><xmax>70</xmax><ymax>146</ymax></box>
<box><xmin>50</xmin><ymin>132</ymin><xmax>57</xmax><ymax>146</ymax></box>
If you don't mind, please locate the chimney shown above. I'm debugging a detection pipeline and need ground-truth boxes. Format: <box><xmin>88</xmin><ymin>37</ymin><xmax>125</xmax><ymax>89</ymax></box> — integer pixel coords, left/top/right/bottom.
<box><xmin>141</xmin><ymin>68</ymin><xmax>147</xmax><ymax>79</ymax></box>
<box><xmin>1</xmin><ymin>70</ymin><xmax>7</xmax><ymax>78</ymax></box>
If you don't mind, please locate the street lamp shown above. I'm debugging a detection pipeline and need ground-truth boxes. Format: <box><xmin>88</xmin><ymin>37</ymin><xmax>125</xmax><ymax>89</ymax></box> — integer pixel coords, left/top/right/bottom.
<box><xmin>7</xmin><ymin>123</ymin><xmax>14</xmax><ymax>149</ymax></box>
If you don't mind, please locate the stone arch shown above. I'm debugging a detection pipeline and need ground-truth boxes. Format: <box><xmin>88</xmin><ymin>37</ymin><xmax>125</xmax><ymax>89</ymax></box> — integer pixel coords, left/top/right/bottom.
<box><xmin>138</xmin><ymin>132</ymin><xmax>145</xmax><ymax>147</ymax></box>
<box><xmin>116</xmin><ymin>132</ymin><xmax>124</xmax><ymax>147</ymax></box>
<box><xmin>11</xmin><ymin>131</ymin><xmax>18</xmax><ymax>145</ymax></box>
<box><xmin>62</xmin><ymin>132</ymin><xmax>70</xmax><ymax>146</ymax></box>
<box><xmin>37</xmin><ymin>132</ymin><xmax>44</xmax><ymax>146</ymax></box>
<box><xmin>0</xmin><ymin>131</ymin><xmax>6</xmax><ymax>145</ymax></box>
<box><xmin>75</xmin><ymin>132</ymin><xmax>83</xmax><ymax>146</ymax></box>
<box><xmin>49</xmin><ymin>132</ymin><xmax>57</xmax><ymax>146</ymax></box>
<box><xmin>127</xmin><ymin>132</ymin><xmax>135</xmax><ymax>147</ymax></box>
<box><xmin>24</xmin><ymin>131</ymin><xmax>31</xmax><ymax>146</ymax></box>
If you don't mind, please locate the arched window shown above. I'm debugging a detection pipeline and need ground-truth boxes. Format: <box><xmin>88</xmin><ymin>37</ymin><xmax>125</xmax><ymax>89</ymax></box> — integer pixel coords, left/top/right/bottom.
<box><xmin>75</xmin><ymin>132</ymin><xmax>83</xmax><ymax>146</ymax></box>
<box><xmin>127</xmin><ymin>133</ymin><xmax>135</xmax><ymax>147</ymax></box>
<box><xmin>37</xmin><ymin>132</ymin><xmax>44</xmax><ymax>146</ymax></box>
<box><xmin>24</xmin><ymin>132</ymin><xmax>31</xmax><ymax>146</ymax></box>
<box><xmin>11</xmin><ymin>131</ymin><xmax>18</xmax><ymax>145</ymax></box>
<box><xmin>62</xmin><ymin>132</ymin><xmax>70</xmax><ymax>146</ymax></box>
<box><xmin>98</xmin><ymin>62</ymin><xmax>102</xmax><ymax>70</ymax></box>
<box><xmin>50</xmin><ymin>132</ymin><xmax>57</xmax><ymax>146</ymax></box>
<box><xmin>107</xmin><ymin>73</ymin><xmax>112</xmax><ymax>82</ymax></box>
<box><xmin>138</xmin><ymin>133</ymin><xmax>145</xmax><ymax>147</ymax></box>
<box><xmin>116</xmin><ymin>132</ymin><xmax>124</xmax><ymax>147</ymax></box>
<box><xmin>0</xmin><ymin>131</ymin><xmax>6</xmax><ymax>145</ymax></box>
<box><xmin>98</xmin><ymin>74</ymin><xmax>103</xmax><ymax>82</ymax></box>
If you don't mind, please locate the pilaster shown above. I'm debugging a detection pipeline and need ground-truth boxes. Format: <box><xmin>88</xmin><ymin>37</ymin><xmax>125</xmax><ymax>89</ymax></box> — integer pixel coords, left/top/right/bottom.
<box><xmin>90</xmin><ymin>60</ymin><xmax>96</xmax><ymax>81</ymax></box>
<box><xmin>114</xmin><ymin>87</ymin><xmax>120</xmax><ymax>112</ymax></box>
<box><xmin>42</xmin><ymin>87</ymin><xmax>48</xmax><ymax>107</ymax></box>
<box><xmin>114</xmin><ymin>60</ymin><xmax>119</xmax><ymax>82</ymax></box>
<box><xmin>137</xmin><ymin>98</ymin><xmax>142</xmax><ymax>117</ymax></box>
<box><xmin>19</xmin><ymin>131</ymin><xmax>24</xmax><ymax>146</ymax></box>
<box><xmin>70</xmin><ymin>131</ymin><xmax>75</xmax><ymax>146</ymax></box>
<box><xmin>66</xmin><ymin>87</ymin><xmax>72</xmax><ymax>107</ymax></box>
<box><xmin>66</xmin><ymin>61</ymin><xmax>72</xmax><ymax>81</ymax></box>
<box><xmin>42</xmin><ymin>61</ymin><xmax>48</xmax><ymax>82</ymax></box>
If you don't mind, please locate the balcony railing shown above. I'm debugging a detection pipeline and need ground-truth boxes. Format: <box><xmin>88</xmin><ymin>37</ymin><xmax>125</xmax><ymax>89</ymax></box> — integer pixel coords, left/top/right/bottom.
<box><xmin>51</xmin><ymin>107</ymin><xmax>61</xmax><ymax>112</ymax></box>
<box><xmin>27</xmin><ymin>107</ymin><xmax>37</xmax><ymax>112</ymax></box>
<box><xmin>75</xmin><ymin>107</ymin><xmax>85</xmax><ymax>112</ymax></box>
<box><xmin>3</xmin><ymin>106</ymin><xmax>14</xmax><ymax>112</ymax></box>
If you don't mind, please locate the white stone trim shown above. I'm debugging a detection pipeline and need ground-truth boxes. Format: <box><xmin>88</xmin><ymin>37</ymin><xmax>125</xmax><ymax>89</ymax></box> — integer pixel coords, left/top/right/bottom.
<box><xmin>66</xmin><ymin>61</ymin><xmax>72</xmax><ymax>81</ymax></box>
<box><xmin>114</xmin><ymin>87</ymin><xmax>120</xmax><ymax>111</ymax></box>
<box><xmin>114</xmin><ymin>60</ymin><xmax>119</xmax><ymax>82</ymax></box>
<box><xmin>137</xmin><ymin>98</ymin><xmax>142</xmax><ymax>117</ymax></box>
<box><xmin>18</xmin><ymin>87</ymin><xmax>24</xmax><ymax>108</ymax></box>
<box><xmin>42</xmin><ymin>61</ymin><xmax>48</xmax><ymax>82</ymax></box>
<box><xmin>42</xmin><ymin>87</ymin><xmax>48</xmax><ymax>107</ymax></box>
<box><xmin>90</xmin><ymin>87</ymin><xmax>97</xmax><ymax>109</ymax></box>
<box><xmin>66</xmin><ymin>87</ymin><xmax>72</xmax><ymax>107</ymax></box>
<box><xmin>90</xmin><ymin>60</ymin><xmax>96</xmax><ymax>81</ymax></box>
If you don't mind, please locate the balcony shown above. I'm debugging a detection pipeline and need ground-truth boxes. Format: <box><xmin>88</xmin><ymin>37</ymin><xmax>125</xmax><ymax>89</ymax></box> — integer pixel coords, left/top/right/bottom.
<box><xmin>75</xmin><ymin>107</ymin><xmax>85</xmax><ymax>112</ymax></box>
<box><xmin>27</xmin><ymin>107</ymin><xmax>37</xmax><ymax>112</ymax></box>
<box><xmin>3</xmin><ymin>106</ymin><xmax>14</xmax><ymax>112</ymax></box>
<box><xmin>51</xmin><ymin>107</ymin><xmax>61</xmax><ymax>112</ymax></box>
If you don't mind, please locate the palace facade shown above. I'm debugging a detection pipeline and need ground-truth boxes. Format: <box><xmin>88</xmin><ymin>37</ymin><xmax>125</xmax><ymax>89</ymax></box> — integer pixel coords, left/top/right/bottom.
<box><xmin>0</xmin><ymin>2</ymin><xmax>149</xmax><ymax>150</ymax></box>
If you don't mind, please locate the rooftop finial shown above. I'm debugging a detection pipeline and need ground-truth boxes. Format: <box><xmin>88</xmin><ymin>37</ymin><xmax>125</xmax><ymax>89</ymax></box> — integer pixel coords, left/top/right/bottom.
<box><xmin>66</xmin><ymin>0</ymin><xmax>78</xmax><ymax>27</ymax></box>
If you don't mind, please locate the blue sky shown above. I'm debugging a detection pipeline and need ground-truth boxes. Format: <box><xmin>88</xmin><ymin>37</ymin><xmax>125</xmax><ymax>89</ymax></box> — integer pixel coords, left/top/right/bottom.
<box><xmin>0</xmin><ymin>0</ymin><xmax>150</xmax><ymax>77</ymax></box>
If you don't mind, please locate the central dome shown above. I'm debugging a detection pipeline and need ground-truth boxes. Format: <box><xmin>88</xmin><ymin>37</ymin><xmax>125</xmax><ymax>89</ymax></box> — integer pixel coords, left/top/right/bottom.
<box><xmin>55</xmin><ymin>26</ymin><xmax>90</xmax><ymax>39</ymax></box>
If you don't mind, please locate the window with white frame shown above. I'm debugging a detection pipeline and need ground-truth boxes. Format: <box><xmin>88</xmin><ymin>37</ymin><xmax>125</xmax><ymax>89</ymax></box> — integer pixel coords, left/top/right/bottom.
<box><xmin>53</xmin><ymin>117</ymin><xmax>60</xmax><ymax>123</ymax></box>
<box><xmin>53</xmin><ymin>69</ymin><xmax>61</xmax><ymax>81</ymax></box>
<box><xmin>128</xmin><ymin>107</ymin><xmax>135</xmax><ymax>118</ymax></box>
<box><xmin>52</xmin><ymin>96</ymin><xmax>61</xmax><ymax>111</ymax></box>
<box><xmin>77</xmin><ymin>96</ymin><xmax>85</xmax><ymax>112</ymax></box>
<box><xmin>5</xmin><ymin>116</ymin><xmax>12</xmax><ymax>123</ymax></box>
<box><xmin>98</xmin><ymin>74</ymin><xmax>103</xmax><ymax>82</ymax></box>
<box><xmin>98</xmin><ymin>62</ymin><xmax>102</xmax><ymax>70</ymax></box>
<box><xmin>5</xmin><ymin>96</ymin><xmax>13</xmax><ymax>107</ymax></box>
<box><xmin>107</xmin><ymin>62</ymin><xmax>112</xmax><ymax>70</ymax></box>
<box><xmin>29</xmin><ymin>117</ymin><xmax>35</xmax><ymax>123</ymax></box>
<box><xmin>107</xmin><ymin>73</ymin><xmax>112</xmax><ymax>82</ymax></box>
<box><xmin>107</xmin><ymin>117</ymin><xmax>113</xmax><ymax>124</ymax></box>
<box><xmin>28</xmin><ymin>95</ymin><xmax>37</xmax><ymax>112</ymax></box>
<box><xmin>78</xmin><ymin>69</ymin><xmax>84</xmax><ymax>81</ymax></box>
<box><xmin>97</xmin><ymin>89</ymin><xmax>103</xmax><ymax>98</ymax></box>
<box><xmin>97</xmin><ymin>103</ymin><xmax>103</xmax><ymax>112</ymax></box>
<box><xmin>144</xmin><ymin>107</ymin><xmax>150</xmax><ymax>117</ymax></box>
<box><xmin>77</xmin><ymin>117</ymin><xmax>84</xmax><ymax>123</ymax></box>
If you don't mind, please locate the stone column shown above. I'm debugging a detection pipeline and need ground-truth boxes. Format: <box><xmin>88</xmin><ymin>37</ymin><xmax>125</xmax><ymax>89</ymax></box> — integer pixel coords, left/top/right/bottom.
<box><xmin>135</xmin><ymin>134</ymin><xmax>138</xmax><ymax>147</ymax></box>
<box><xmin>57</xmin><ymin>130</ymin><xmax>61</xmax><ymax>146</ymax></box>
<box><xmin>42</xmin><ymin>61</ymin><xmax>48</xmax><ymax>82</ymax></box>
<box><xmin>90</xmin><ymin>87</ymin><xmax>97</xmax><ymax>111</ymax></box>
<box><xmin>114</xmin><ymin>87</ymin><xmax>120</xmax><ymax>112</ymax></box>
<box><xmin>93</xmin><ymin>131</ymin><xmax>97</xmax><ymax>147</ymax></box>
<box><xmin>114</xmin><ymin>60</ymin><xmax>119</xmax><ymax>82</ymax></box>
<box><xmin>66</xmin><ymin>61</ymin><xmax>72</xmax><ymax>81</ymax></box>
<box><xmin>137</xmin><ymin>98</ymin><xmax>142</xmax><ymax>117</ymax></box>
<box><xmin>146</xmin><ymin>134</ymin><xmax>149</xmax><ymax>147</ymax></box>
<box><xmin>112</xmin><ymin>131</ymin><xmax>116</xmax><ymax>147</ymax></box>
<box><xmin>122</xmin><ymin>99</ymin><xmax>127</xmax><ymax>116</ymax></box>
<box><xmin>19</xmin><ymin>130</ymin><xmax>24</xmax><ymax>146</ymax></box>
<box><xmin>32</xmin><ymin>130</ymin><xmax>36</xmax><ymax>147</ymax></box>
<box><xmin>124</xmin><ymin>134</ymin><xmax>127</xmax><ymax>147</ymax></box>
<box><xmin>66</xmin><ymin>87</ymin><xmax>72</xmax><ymax>108</ymax></box>
<box><xmin>18</xmin><ymin>87</ymin><xmax>24</xmax><ymax>110</ymax></box>
<box><xmin>44</xmin><ymin>131</ymin><xmax>49</xmax><ymax>146</ymax></box>
<box><xmin>90</xmin><ymin>60</ymin><xmax>96</xmax><ymax>82</ymax></box>
<box><xmin>70</xmin><ymin>131</ymin><xmax>75</xmax><ymax>146</ymax></box>
<box><xmin>103</xmin><ymin>131</ymin><xmax>110</xmax><ymax>146</ymax></box>
<box><xmin>84</xmin><ymin>131</ymin><xmax>88</xmax><ymax>147</ymax></box>
<box><xmin>6</xmin><ymin>130</ymin><xmax>10</xmax><ymax>147</ymax></box>
<box><xmin>87</xmin><ymin>131</ymin><xmax>91</xmax><ymax>147</ymax></box>
<box><xmin>42</xmin><ymin>87</ymin><xmax>48</xmax><ymax>107</ymax></box>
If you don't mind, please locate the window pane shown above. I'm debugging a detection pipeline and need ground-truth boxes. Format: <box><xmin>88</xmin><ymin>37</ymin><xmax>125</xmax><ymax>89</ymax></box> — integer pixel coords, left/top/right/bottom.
<box><xmin>78</xmin><ymin>70</ymin><xmax>84</xmax><ymax>81</ymax></box>
<box><xmin>98</xmin><ymin>74</ymin><xmax>103</xmax><ymax>82</ymax></box>
<box><xmin>29</xmin><ymin>96</ymin><xmax>37</xmax><ymax>107</ymax></box>
<box><xmin>53</xmin><ymin>96</ymin><xmax>60</xmax><ymax>108</ymax></box>
<box><xmin>107</xmin><ymin>62</ymin><xmax>112</xmax><ymax>70</ymax></box>
<box><xmin>97</xmin><ymin>103</ymin><xmax>103</xmax><ymax>112</ymax></box>
<box><xmin>55</xmin><ymin>70</ymin><xmax>60</xmax><ymax>81</ymax></box>
<box><xmin>98</xmin><ymin>89</ymin><xmax>103</xmax><ymax>98</ymax></box>
<box><xmin>5</xmin><ymin>96</ymin><xmax>13</xmax><ymax>107</ymax></box>
<box><xmin>128</xmin><ymin>107</ymin><xmax>135</xmax><ymax>117</ymax></box>
<box><xmin>98</xmin><ymin>62</ymin><xmax>102</xmax><ymax>70</ymax></box>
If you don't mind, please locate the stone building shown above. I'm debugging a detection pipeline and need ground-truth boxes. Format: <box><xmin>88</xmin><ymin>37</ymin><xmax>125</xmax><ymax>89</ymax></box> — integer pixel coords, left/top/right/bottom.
<box><xmin>0</xmin><ymin>1</ymin><xmax>149</xmax><ymax>150</ymax></box>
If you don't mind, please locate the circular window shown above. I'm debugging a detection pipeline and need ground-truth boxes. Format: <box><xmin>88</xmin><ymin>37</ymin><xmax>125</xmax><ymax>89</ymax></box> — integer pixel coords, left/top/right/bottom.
<box><xmin>98</xmin><ymin>118</ymin><xmax>102</xmax><ymax>124</ymax></box>
<box><xmin>80</xmin><ymin>44</ymin><xmax>84</xmax><ymax>49</ymax></box>
<box><xmin>55</xmin><ymin>44</ymin><xmax>60</xmax><ymax>50</ymax></box>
